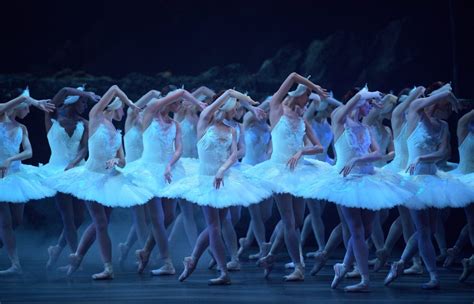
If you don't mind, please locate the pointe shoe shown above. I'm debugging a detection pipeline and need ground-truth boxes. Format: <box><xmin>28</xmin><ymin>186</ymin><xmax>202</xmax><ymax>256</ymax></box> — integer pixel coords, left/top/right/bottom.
<box><xmin>92</xmin><ymin>263</ymin><xmax>114</xmax><ymax>280</ymax></box>
<box><xmin>46</xmin><ymin>245</ymin><xmax>62</xmax><ymax>270</ymax></box>
<box><xmin>374</xmin><ymin>248</ymin><xmax>389</xmax><ymax>272</ymax></box>
<box><xmin>257</xmin><ymin>254</ymin><xmax>276</xmax><ymax>279</ymax></box>
<box><xmin>310</xmin><ymin>251</ymin><xmax>328</xmax><ymax>276</ymax></box>
<box><xmin>0</xmin><ymin>264</ymin><xmax>23</xmax><ymax>276</ymax></box>
<box><xmin>344</xmin><ymin>281</ymin><xmax>370</xmax><ymax>292</ymax></box>
<box><xmin>384</xmin><ymin>261</ymin><xmax>404</xmax><ymax>286</ymax></box>
<box><xmin>346</xmin><ymin>265</ymin><xmax>361</xmax><ymax>278</ymax></box>
<box><xmin>459</xmin><ymin>257</ymin><xmax>474</xmax><ymax>282</ymax></box>
<box><xmin>151</xmin><ymin>261</ymin><xmax>176</xmax><ymax>276</ymax></box>
<box><xmin>368</xmin><ymin>258</ymin><xmax>378</xmax><ymax>266</ymax></box>
<box><xmin>179</xmin><ymin>256</ymin><xmax>196</xmax><ymax>282</ymax></box>
<box><xmin>226</xmin><ymin>259</ymin><xmax>241</xmax><ymax>272</ymax></box>
<box><xmin>443</xmin><ymin>247</ymin><xmax>460</xmax><ymax>268</ymax></box>
<box><xmin>305</xmin><ymin>251</ymin><xmax>319</xmax><ymax>259</ymax></box>
<box><xmin>284</xmin><ymin>265</ymin><xmax>304</xmax><ymax>282</ymax></box>
<box><xmin>403</xmin><ymin>262</ymin><xmax>423</xmax><ymax>275</ymax></box>
<box><xmin>208</xmin><ymin>273</ymin><xmax>231</xmax><ymax>285</ymax></box>
<box><xmin>67</xmin><ymin>253</ymin><xmax>83</xmax><ymax>277</ymax></box>
<box><xmin>135</xmin><ymin>249</ymin><xmax>150</xmax><ymax>274</ymax></box>
<box><xmin>118</xmin><ymin>243</ymin><xmax>130</xmax><ymax>267</ymax></box>
<box><xmin>421</xmin><ymin>279</ymin><xmax>440</xmax><ymax>290</ymax></box>
<box><xmin>285</xmin><ymin>262</ymin><xmax>295</xmax><ymax>269</ymax></box>
<box><xmin>331</xmin><ymin>263</ymin><xmax>348</xmax><ymax>289</ymax></box>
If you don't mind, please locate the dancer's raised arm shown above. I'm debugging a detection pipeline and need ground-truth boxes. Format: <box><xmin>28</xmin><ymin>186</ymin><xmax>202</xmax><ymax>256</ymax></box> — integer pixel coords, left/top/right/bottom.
<box><xmin>457</xmin><ymin>110</ymin><xmax>474</xmax><ymax>145</ymax></box>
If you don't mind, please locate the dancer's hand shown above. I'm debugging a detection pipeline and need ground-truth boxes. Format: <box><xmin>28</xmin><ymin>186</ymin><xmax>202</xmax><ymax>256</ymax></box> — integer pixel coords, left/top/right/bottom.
<box><xmin>315</xmin><ymin>85</ymin><xmax>329</xmax><ymax>99</ymax></box>
<box><xmin>33</xmin><ymin>99</ymin><xmax>55</xmax><ymax>113</ymax></box>
<box><xmin>287</xmin><ymin>151</ymin><xmax>302</xmax><ymax>171</ymax></box>
<box><xmin>0</xmin><ymin>159</ymin><xmax>11</xmax><ymax>178</ymax></box>
<box><xmin>105</xmin><ymin>158</ymin><xmax>120</xmax><ymax>170</ymax></box>
<box><xmin>213</xmin><ymin>170</ymin><xmax>225</xmax><ymax>189</ymax></box>
<box><xmin>164</xmin><ymin>165</ymin><xmax>172</xmax><ymax>184</ymax></box>
<box><xmin>449</xmin><ymin>95</ymin><xmax>461</xmax><ymax>113</ymax></box>
<box><xmin>128</xmin><ymin>103</ymin><xmax>142</xmax><ymax>113</ymax></box>
<box><xmin>87</xmin><ymin>92</ymin><xmax>101</xmax><ymax>102</ymax></box>
<box><xmin>339</xmin><ymin>158</ymin><xmax>357</xmax><ymax>177</ymax></box>
<box><xmin>406</xmin><ymin>157</ymin><xmax>421</xmax><ymax>175</ymax></box>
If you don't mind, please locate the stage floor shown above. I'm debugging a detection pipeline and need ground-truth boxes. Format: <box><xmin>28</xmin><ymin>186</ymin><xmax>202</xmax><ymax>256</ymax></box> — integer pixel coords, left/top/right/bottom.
<box><xmin>0</xmin><ymin>253</ymin><xmax>473</xmax><ymax>304</ymax></box>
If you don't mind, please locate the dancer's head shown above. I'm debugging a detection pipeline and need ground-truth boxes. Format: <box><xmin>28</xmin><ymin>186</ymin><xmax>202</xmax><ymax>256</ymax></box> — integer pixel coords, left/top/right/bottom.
<box><xmin>8</xmin><ymin>87</ymin><xmax>30</xmax><ymax>119</ymax></box>
<box><xmin>286</xmin><ymin>84</ymin><xmax>311</xmax><ymax>110</ymax></box>
<box><xmin>213</xmin><ymin>91</ymin><xmax>239</xmax><ymax>123</ymax></box>
<box><xmin>106</xmin><ymin>97</ymin><xmax>124</xmax><ymax>121</ymax></box>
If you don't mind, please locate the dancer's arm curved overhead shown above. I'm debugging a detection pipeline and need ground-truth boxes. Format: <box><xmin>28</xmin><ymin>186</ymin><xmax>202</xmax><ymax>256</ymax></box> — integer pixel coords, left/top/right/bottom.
<box><xmin>89</xmin><ymin>85</ymin><xmax>138</xmax><ymax>120</ymax></box>
<box><xmin>408</xmin><ymin>91</ymin><xmax>460</xmax><ymax>122</ymax></box>
<box><xmin>142</xmin><ymin>89</ymin><xmax>205</xmax><ymax>129</ymax></box>
<box><xmin>125</xmin><ymin>90</ymin><xmax>161</xmax><ymax>131</ymax></box>
<box><xmin>270</xmin><ymin>72</ymin><xmax>328</xmax><ymax>108</ymax></box>
<box><xmin>457</xmin><ymin>110</ymin><xmax>474</xmax><ymax>144</ymax></box>
<box><xmin>197</xmin><ymin>89</ymin><xmax>256</xmax><ymax>138</ymax></box>
<box><xmin>391</xmin><ymin>86</ymin><xmax>425</xmax><ymax>135</ymax></box>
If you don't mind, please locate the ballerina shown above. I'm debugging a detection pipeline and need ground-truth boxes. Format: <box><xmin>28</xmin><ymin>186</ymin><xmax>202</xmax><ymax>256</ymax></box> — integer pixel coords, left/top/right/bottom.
<box><xmin>237</xmin><ymin>97</ymin><xmax>274</xmax><ymax>261</ymax></box>
<box><xmin>164</xmin><ymin>89</ymin><xmax>272</xmax><ymax>285</ymax></box>
<box><xmin>298</xmin><ymin>86</ymin><xmax>416</xmax><ymax>292</ymax></box>
<box><xmin>50</xmin><ymin>85</ymin><xmax>153</xmax><ymax>280</ymax></box>
<box><xmin>247</xmin><ymin>72</ymin><xmax>329</xmax><ymax>281</ymax></box>
<box><xmin>168</xmin><ymin>86</ymin><xmax>215</xmax><ymax>251</ymax></box>
<box><xmin>0</xmin><ymin>88</ymin><xmax>55</xmax><ymax>275</ymax></box>
<box><xmin>384</xmin><ymin>83</ymin><xmax>474</xmax><ymax>289</ymax></box>
<box><xmin>299</xmin><ymin>93</ymin><xmax>341</xmax><ymax>260</ymax></box>
<box><xmin>361</xmin><ymin>93</ymin><xmax>397</xmax><ymax>271</ymax></box>
<box><xmin>117</xmin><ymin>89</ymin><xmax>162</xmax><ymax>267</ymax></box>
<box><xmin>41</xmin><ymin>86</ymin><xmax>100</xmax><ymax>270</ymax></box>
<box><xmin>448</xmin><ymin>109</ymin><xmax>474</xmax><ymax>282</ymax></box>
<box><xmin>374</xmin><ymin>87</ymin><xmax>425</xmax><ymax>274</ymax></box>
<box><xmin>125</xmin><ymin>88</ymin><xmax>206</xmax><ymax>276</ymax></box>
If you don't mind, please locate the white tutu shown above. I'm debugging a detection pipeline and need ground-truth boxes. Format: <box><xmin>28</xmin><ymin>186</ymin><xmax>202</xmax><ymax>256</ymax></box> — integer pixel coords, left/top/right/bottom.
<box><xmin>48</xmin><ymin>166</ymin><xmax>154</xmax><ymax>207</ymax></box>
<box><xmin>297</xmin><ymin>162</ymin><xmax>416</xmax><ymax>210</ymax></box>
<box><xmin>246</xmin><ymin>157</ymin><xmax>332</xmax><ymax>196</ymax></box>
<box><xmin>122</xmin><ymin>159</ymin><xmax>185</xmax><ymax>197</ymax></box>
<box><xmin>181</xmin><ymin>157</ymin><xmax>199</xmax><ymax>176</ymax></box>
<box><xmin>402</xmin><ymin>171</ymin><xmax>474</xmax><ymax>209</ymax></box>
<box><xmin>162</xmin><ymin>167</ymin><xmax>272</xmax><ymax>208</ymax></box>
<box><xmin>0</xmin><ymin>165</ymin><xmax>55</xmax><ymax>203</ymax></box>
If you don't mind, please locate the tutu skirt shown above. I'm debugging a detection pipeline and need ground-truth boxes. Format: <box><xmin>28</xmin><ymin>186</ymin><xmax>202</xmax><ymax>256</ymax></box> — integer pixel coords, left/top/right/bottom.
<box><xmin>0</xmin><ymin>165</ymin><xmax>55</xmax><ymax>203</ymax></box>
<box><xmin>48</xmin><ymin>166</ymin><xmax>154</xmax><ymax>208</ymax></box>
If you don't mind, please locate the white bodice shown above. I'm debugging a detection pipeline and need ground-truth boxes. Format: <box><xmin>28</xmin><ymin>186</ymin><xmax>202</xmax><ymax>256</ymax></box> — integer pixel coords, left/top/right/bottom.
<box><xmin>309</xmin><ymin>119</ymin><xmax>333</xmax><ymax>162</ymax></box>
<box><xmin>407</xmin><ymin>119</ymin><xmax>443</xmax><ymax>175</ymax></box>
<box><xmin>457</xmin><ymin>132</ymin><xmax>474</xmax><ymax>174</ymax></box>
<box><xmin>0</xmin><ymin>122</ymin><xmax>22</xmax><ymax>174</ymax></box>
<box><xmin>371</xmin><ymin>124</ymin><xmax>391</xmax><ymax>167</ymax></box>
<box><xmin>84</xmin><ymin>124</ymin><xmax>121</xmax><ymax>173</ymax></box>
<box><xmin>141</xmin><ymin>120</ymin><xmax>176</xmax><ymax>164</ymax></box>
<box><xmin>388</xmin><ymin>123</ymin><xmax>409</xmax><ymax>171</ymax></box>
<box><xmin>47</xmin><ymin>119</ymin><xmax>84</xmax><ymax>168</ymax></box>
<box><xmin>242</xmin><ymin>121</ymin><xmax>271</xmax><ymax>165</ymax></box>
<box><xmin>197</xmin><ymin>125</ymin><xmax>232</xmax><ymax>176</ymax></box>
<box><xmin>124</xmin><ymin>125</ymin><xmax>143</xmax><ymax>163</ymax></box>
<box><xmin>223</xmin><ymin>119</ymin><xmax>241</xmax><ymax>142</ymax></box>
<box><xmin>334</xmin><ymin>124</ymin><xmax>374</xmax><ymax>174</ymax></box>
<box><xmin>181</xmin><ymin>116</ymin><xmax>198</xmax><ymax>158</ymax></box>
<box><xmin>270</xmin><ymin>115</ymin><xmax>305</xmax><ymax>164</ymax></box>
